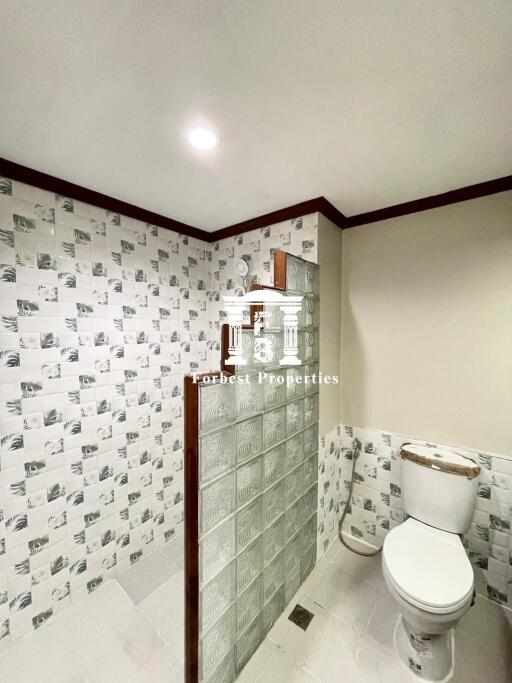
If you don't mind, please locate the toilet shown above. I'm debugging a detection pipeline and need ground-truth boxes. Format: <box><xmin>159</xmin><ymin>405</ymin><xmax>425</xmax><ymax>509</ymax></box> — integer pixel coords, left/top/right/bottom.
<box><xmin>382</xmin><ymin>443</ymin><xmax>480</xmax><ymax>681</ymax></box>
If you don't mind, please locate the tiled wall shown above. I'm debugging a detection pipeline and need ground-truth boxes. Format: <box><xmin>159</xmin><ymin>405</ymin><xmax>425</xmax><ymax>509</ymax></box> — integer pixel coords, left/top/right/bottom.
<box><xmin>0</xmin><ymin>174</ymin><xmax>320</xmax><ymax>649</ymax></box>
<box><xmin>323</xmin><ymin>423</ymin><xmax>512</xmax><ymax>610</ymax></box>
<box><xmin>0</xmin><ymin>177</ymin><xmax>213</xmax><ymax>645</ymax></box>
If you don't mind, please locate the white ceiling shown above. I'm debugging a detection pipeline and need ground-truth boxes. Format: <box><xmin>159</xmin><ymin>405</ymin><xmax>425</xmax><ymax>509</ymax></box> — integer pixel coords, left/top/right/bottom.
<box><xmin>1</xmin><ymin>1</ymin><xmax>511</xmax><ymax>231</ymax></box>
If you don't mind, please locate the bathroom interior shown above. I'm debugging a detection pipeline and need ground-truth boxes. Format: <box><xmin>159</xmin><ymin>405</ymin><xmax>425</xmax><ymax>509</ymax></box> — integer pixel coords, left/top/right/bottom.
<box><xmin>0</xmin><ymin>3</ymin><xmax>511</xmax><ymax>683</ymax></box>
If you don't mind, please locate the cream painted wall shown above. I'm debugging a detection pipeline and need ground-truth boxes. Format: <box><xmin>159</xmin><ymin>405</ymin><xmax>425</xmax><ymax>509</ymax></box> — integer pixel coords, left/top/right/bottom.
<box><xmin>318</xmin><ymin>214</ymin><xmax>343</xmax><ymax>436</ymax></box>
<box><xmin>341</xmin><ymin>191</ymin><xmax>512</xmax><ymax>456</ymax></box>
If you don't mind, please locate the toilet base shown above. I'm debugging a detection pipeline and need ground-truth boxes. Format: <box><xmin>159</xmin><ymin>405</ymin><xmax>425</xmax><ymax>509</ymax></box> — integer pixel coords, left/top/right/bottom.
<box><xmin>394</xmin><ymin>616</ymin><xmax>454</xmax><ymax>682</ymax></box>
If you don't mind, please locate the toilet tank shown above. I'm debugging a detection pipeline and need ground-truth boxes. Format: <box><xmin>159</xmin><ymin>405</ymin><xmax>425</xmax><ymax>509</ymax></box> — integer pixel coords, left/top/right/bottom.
<box><xmin>400</xmin><ymin>444</ymin><xmax>480</xmax><ymax>534</ymax></box>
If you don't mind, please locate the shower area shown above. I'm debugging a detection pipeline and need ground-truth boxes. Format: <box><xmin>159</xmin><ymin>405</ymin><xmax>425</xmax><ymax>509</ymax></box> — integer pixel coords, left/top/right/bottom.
<box><xmin>0</xmin><ymin>174</ymin><xmax>320</xmax><ymax>683</ymax></box>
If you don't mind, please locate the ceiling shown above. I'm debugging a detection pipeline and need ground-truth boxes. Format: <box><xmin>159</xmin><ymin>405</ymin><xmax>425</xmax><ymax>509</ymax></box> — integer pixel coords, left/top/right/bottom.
<box><xmin>1</xmin><ymin>1</ymin><xmax>511</xmax><ymax>231</ymax></box>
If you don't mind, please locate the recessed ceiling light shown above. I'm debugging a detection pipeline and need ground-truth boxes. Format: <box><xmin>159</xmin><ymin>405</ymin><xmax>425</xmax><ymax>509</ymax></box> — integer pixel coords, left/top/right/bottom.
<box><xmin>188</xmin><ymin>127</ymin><xmax>219</xmax><ymax>150</ymax></box>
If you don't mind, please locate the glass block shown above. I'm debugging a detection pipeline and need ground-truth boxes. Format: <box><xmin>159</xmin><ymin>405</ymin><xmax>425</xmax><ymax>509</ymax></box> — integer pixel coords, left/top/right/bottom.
<box><xmin>235</xmin><ymin>613</ymin><xmax>262</xmax><ymax>673</ymax></box>
<box><xmin>236</xmin><ymin>375</ymin><xmax>263</xmax><ymax>420</ymax></box>
<box><xmin>255</xmin><ymin>332</ymin><xmax>282</xmax><ymax>369</ymax></box>
<box><xmin>263</xmin><ymin>550</ymin><xmax>284</xmax><ymax>603</ymax></box>
<box><xmin>261</xmin><ymin>302</ymin><xmax>283</xmax><ymax>330</ymax></box>
<box><xmin>304</xmin><ymin>330</ymin><xmax>319</xmax><ymax>363</ymax></box>
<box><xmin>262</xmin><ymin>406</ymin><xmax>286</xmax><ymax>450</ymax></box>
<box><xmin>240</xmin><ymin>330</ymin><xmax>255</xmax><ymax>369</ymax></box>
<box><xmin>285</xmin><ymin>568</ymin><xmax>301</xmax><ymax>605</ymax></box>
<box><xmin>304</xmin><ymin>393</ymin><xmax>319</xmax><ymax>428</ymax></box>
<box><xmin>303</xmin><ymin>424</ymin><xmax>318</xmax><ymax>458</ymax></box>
<box><xmin>286</xmin><ymin>399</ymin><xmax>304</xmax><ymax>435</ymax></box>
<box><xmin>200</xmin><ymin>427</ymin><xmax>236</xmax><ymax>484</ymax></box>
<box><xmin>286</xmin><ymin>367</ymin><xmax>304</xmax><ymax>401</ymax></box>
<box><xmin>305</xmin><ymin>262</ymin><xmax>319</xmax><ymax>296</ymax></box>
<box><xmin>303</xmin><ymin>295</ymin><xmax>319</xmax><ymax>329</ymax></box>
<box><xmin>236</xmin><ymin>456</ymin><xmax>262</xmax><ymax>508</ymax></box>
<box><xmin>200</xmin><ymin>472</ymin><xmax>235</xmax><ymax>535</ymax></box>
<box><xmin>200</xmin><ymin>562</ymin><xmax>236</xmax><ymax>633</ymax></box>
<box><xmin>301</xmin><ymin>543</ymin><xmax>317</xmax><ymax>582</ymax></box>
<box><xmin>200</xmin><ymin>518</ymin><xmax>236</xmax><ymax>586</ymax></box>
<box><xmin>284</xmin><ymin>531</ymin><xmax>302</xmax><ymax>581</ymax></box>
<box><xmin>303</xmin><ymin>452</ymin><xmax>318</xmax><ymax>490</ymax></box>
<box><xmin>237</xmin><ymin>536</ymin><xmax>262</xmax><ymax>595</ymax></box>
<box><xmin>304</xmin><ymin>363</ymin><xmax>320</xmax><ymax>395</ymax></box>
<box><xmin>236</xmin><ymin>496</ymin><xmax>262</xmax><ymax>551</ymax></box>
<box><xmin>262</xmin><ymin>514</ymin><xmax>285</xmax><ymax>566</ymax></box>
<box><xmin>302</xmin><ymin>512</ymin><xmax>317</xmax><ymax>553</ymax></box>
<box><xmin>285</xmin><ymin>465</ymin><xmax>304</xmax><ymax>508</ymax></box>
<box><xmin>263</xmin><ymin>371</ymin><xmax>286</xmax><ymax>409</ymax></box>
<box><xmin>303</xmin><ymin>484</ymin><xmax>318</xmax><ymax>520</ymax></box>
<box><xmin>236</xmin><ymin>416</ymin><xmax>262</xmax><ymax>465</ymax></box>
<box><xmin>263</xmin><ymin>444</ymin><xmax>285</xmax><ymax>490</ymax></box>
<box><xmin>237</xmin><ymin>575</ymin><xmax>262</xmax><ymax>634</ymax></box>
<box><xmin>205</xmin><ymin>651</ymin><xmax>236</xmax><ymax>683</ymax></box>
<box><xmin>263</xmin><ymin>480</ymin><xmax>285</xmax><ymax>528</ymax></box>
<box><xmin>284</xmin><ymin>497</ymin><xmax>303</xmax><ymax>539</ymax></box>
<box><xmin>200</xmin><ymin>382</ymin><xmax>235</xmax><ymax>434</ymax></box>
<box><xmin>200</xmin><ymin>605</ymin><xmax>235</xmax><ymax>682</ymax></box>
<box><xmin>285</xmin><ymin>432</ymin><xmax>304</xmax><ymax>472</ymax></box>
<box><xmin>286</xmin><ymin>255</ymin><xmax>305</xmax><ymax>293</ymax></box>
<box><xmin>284</xmin><ymin>534</ymin><xmax>302</xmax><ymax>604</ymax></box>
<box><xmin>263</xmin><ymin>585</ymin><xmax>284</xmax><ymax>635</ymax></box>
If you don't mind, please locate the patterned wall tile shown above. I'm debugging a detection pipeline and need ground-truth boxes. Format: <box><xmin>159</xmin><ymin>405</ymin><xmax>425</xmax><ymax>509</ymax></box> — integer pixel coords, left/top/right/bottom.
<box><xmin>0</xmin><ymin>175</ymin><xmax>320</xmax><ymax>652</ymax></box>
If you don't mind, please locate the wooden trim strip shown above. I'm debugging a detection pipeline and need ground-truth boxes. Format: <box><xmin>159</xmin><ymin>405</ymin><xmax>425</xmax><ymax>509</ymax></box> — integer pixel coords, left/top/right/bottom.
<box><xmin>344</xmin><ymin>175</ymin><xmax>512</xmax><ymax>228</ymax></box>
<box><xmin>210</xmin><ymin>197</ymin><xmax>346</xmax><ymax>241</ymax></box>
<box><xmin>184</xmin><ymin>375</ymin><xmax>199</xmax><ymax>683</ymax></box>
<box><xmin>0</xmin><ymin>157</ymin><xmax>210</xmax><ymax>242</ymax></box>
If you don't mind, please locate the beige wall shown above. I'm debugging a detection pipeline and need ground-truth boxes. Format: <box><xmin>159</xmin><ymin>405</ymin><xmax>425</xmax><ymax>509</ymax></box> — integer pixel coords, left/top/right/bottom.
<box><xmin>341</xmin><ymin>191</ymin><xmax>512</xmax><ymax>456</ymax></box>
<box><xmin>318</xmin><ymin>214</ymin><xmax>343</xmax><ymax>435</ymax></box>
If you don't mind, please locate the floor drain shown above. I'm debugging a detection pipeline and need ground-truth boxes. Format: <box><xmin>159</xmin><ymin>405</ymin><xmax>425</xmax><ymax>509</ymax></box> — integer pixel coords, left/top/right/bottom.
<box><xmin>288</xmin><ymin>604</ymin><xmax>314</xmax><ymax>631</ymax></box>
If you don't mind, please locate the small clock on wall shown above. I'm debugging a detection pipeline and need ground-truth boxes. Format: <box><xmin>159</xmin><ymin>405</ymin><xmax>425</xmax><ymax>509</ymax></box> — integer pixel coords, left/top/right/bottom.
<box><xmin>235</xmin><ymin>257</ymin><xmax>249</xmax><ymax>277</ymax></box>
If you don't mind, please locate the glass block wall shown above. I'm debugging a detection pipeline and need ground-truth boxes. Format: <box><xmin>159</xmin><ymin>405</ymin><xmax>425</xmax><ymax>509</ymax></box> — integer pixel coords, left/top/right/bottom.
<box><xmin>196</xmin><ymin>254</ymin><xmax>319</xmax><ymax>683</ymax></box>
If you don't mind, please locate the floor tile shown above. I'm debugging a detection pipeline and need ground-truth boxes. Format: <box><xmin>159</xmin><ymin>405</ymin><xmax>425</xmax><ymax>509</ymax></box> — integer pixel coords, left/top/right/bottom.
<box><xmin>365</xmin><ymin>586</ymin><xmax>400</xmax><ymax>652</ymax></box>
<box><xmin>133</xmin><ymin>646</ymin><xmax>184</xmax><ymax>683</ymax></box>
<box><xmin>117</xmin><ymin>551</ymin><xmax>180</xmax><ymax>604</ymax></box>
<box><xmin>457</xmin><ymin>594</ymin><xmax>512</xmax><ymax>654</ymax></box>
<box><xmin>304</xmin><ymin>562</ymin><xmax>380</xmax><ymax>628</ymax></box>
<box><xmin>137</xmin><ymin>570</ymin><xmax>184</xmax><ymax>645</ymax></box>
<box><xmin>257</xmin><ymin>646</ymin><xmax>317</xmax><ymax>683</ymax></box>
<box><xmin>236</xmin><ymin>639</ymin><xmax>276</xmax><ymax>683</ymax></box>
<box><xmin>453</xmin><ymin>631</ymin><xmax>512</xmax><ymax>683</ymax></box>
<box><xmin>326</xmin><ymin>541</ymin><xmax>384</xmax><ymax>590</ymax></box>
<box><xmin>160</xmin><ymin>532</ymin><xmax>185</xmax><ymax>570</ymax></box>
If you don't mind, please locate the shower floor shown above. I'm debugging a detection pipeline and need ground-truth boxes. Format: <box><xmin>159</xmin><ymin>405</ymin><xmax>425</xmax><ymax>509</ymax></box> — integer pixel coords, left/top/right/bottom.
<box><xmin>0</xmin><ymin>532</ymin><xmax>185</xmax><ymax>683</ymax></box>
<box><xmin>236</xmin><ymin>539</ymin><xmax>512</xmax><ymax>683</ymax></box>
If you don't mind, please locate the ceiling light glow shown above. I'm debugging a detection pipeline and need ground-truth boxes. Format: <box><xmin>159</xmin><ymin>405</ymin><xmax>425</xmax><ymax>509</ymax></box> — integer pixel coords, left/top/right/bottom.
<box><xmin>188</xmin><ymin>128</ymin><xmax>219</xmax><ymax>150</ymax></box>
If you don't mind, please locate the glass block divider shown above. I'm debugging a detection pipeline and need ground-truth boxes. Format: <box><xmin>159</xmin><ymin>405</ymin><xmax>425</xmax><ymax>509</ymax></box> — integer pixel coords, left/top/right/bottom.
<box><xmin>185</xmin><ymin>251</ymin><xmax>320</xmax><ymax>683</ymax></box>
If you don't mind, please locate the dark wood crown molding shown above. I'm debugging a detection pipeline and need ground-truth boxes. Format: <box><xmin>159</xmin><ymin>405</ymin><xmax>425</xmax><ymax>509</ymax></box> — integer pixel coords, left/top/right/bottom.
<box><xmin>2</xmin><ymin>157</ymin><xmax>510</xmax><ymax>241</ymax></box>
<box><xmin>343</xmin><ymin>175</ymin><xmax>512</xmax><ymax>228</ymax></box>
<box><xmin>0</xmin><ymin>157</ymin><xmax>211</xmax><ymax>242</ymax></box>
<box><xmin>210</xmin><ymin>196</ymin><xmax>346</xmax><ymax>241</ymax></box>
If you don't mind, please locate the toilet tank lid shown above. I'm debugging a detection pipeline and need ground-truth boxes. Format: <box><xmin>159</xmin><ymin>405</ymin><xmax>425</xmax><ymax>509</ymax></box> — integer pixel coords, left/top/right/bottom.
<box><xmin>401</xmin><ymin>444</ymin><xmax>480</xmax><ymax>480</ymax></box>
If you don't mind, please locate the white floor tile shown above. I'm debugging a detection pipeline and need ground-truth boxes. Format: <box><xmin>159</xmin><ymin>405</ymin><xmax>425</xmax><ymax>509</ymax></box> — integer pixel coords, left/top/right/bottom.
<box><xmin>137</xmin><ymin>571</ymin><xmax>184</xmax><ymax>645</ymax></box>
<box><xmin>160</xmin><ymin>533</ymin><xmax>185</xmax><ymax>570</ymax></box>
<box><xmin>365</xmin><ymin>586</ymin><xmax>400</xmax><ymax>652</ymax></box>
<box><xmin>117</xmin><ymin>551</ymin><xmax>180</xmax><ymax>604</ymax></box>
<box><xmin>305</xmin><ymin>563</ymin><xmax>380</xmax><ymax>629</ymax></box>
<box><xmin>457</xmin><ymin>595</ymin><xmax>512</xmax><ymax>654</ymax></box>
<box><xmin>257</xmin><ymin>647</ymin><xmax>317</xmax><ymax>683</ymax></box>
<box><xmin>326</xmin><ymin>542</ymin><xmax>384</xmax><ymax>590</ymax></box>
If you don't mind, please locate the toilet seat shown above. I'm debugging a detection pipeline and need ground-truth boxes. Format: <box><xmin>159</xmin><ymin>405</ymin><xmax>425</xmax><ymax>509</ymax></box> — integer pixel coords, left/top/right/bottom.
<box><xmin>383</xmin><ymin>517</ymin><xmax>474</xmax><ymax>615</ymax></box>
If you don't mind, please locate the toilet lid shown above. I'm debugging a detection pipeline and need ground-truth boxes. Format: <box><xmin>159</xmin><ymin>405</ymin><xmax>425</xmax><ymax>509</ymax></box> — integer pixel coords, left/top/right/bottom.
<box><xmin>383</xmin><ymin>518</ymin><xmax>474</xmax><ymax>614</ymax></box>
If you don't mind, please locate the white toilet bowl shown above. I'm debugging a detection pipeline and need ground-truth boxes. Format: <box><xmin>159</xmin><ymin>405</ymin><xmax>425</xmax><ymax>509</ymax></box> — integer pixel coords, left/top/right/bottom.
<box><xmin>383</xmin><ymin>517</ymin><xmax>475</xmax><ymax>680</ymax></box>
